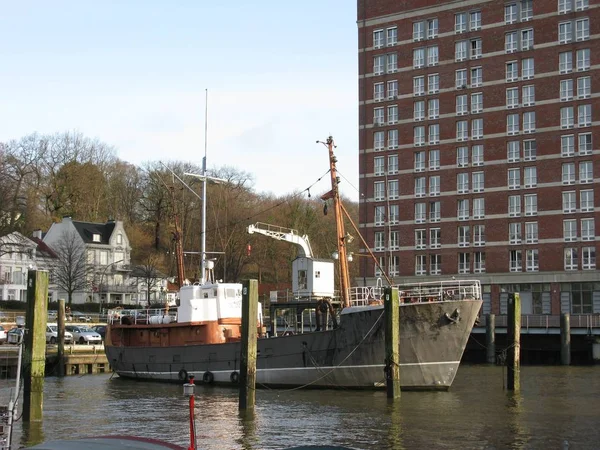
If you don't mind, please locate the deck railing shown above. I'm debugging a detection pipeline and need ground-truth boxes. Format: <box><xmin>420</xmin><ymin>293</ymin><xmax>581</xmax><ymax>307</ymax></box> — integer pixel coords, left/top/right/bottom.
<box><xmin>477</xmin><ymin>314</ymin><xmax>600</xmax><ymax>331</ymax></box>
<box><xmin>107</xmin><ymin>308</ymin><xmax>177</xmax><ymax>325</ymax></box>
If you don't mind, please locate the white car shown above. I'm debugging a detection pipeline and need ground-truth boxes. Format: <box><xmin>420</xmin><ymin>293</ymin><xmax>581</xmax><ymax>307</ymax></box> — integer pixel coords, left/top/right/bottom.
<box><xmin>46</xmin><ymin>325</ymin><xmax>73</xmax><ymax>344</ymax></box>
<box><xmin>65</xmin><ymin>325</ymin><xmax>102</xmax><ymax>345</ymax></box>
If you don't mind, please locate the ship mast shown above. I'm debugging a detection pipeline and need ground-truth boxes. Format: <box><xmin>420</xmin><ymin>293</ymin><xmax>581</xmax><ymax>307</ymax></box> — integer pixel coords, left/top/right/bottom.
<box><xmin>320</xmin><ymin>136</ymin><xmax>351</xmax><ymax>308</ymax></box>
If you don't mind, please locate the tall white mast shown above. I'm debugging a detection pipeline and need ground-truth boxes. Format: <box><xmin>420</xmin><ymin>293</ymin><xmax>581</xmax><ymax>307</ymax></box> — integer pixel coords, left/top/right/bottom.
<box><xmin>201</xmin><ymin>89</ymin><xmax>208</xmax><ymax>285</ymax></box>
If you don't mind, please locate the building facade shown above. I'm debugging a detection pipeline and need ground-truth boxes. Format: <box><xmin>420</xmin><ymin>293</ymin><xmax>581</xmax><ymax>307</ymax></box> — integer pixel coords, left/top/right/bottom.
<box><xmin>43</xmin><ymin>217</ymin><xmax>136</xmax><ymax>305</ymax></box>
<box><xmin>357</xmin><ymin>0</ymin><xmax>600</xmax><ymax>315</ymax></box>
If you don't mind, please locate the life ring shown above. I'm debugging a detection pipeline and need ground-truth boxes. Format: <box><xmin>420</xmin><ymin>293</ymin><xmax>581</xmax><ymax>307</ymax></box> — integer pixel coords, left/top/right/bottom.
<box><xmin>178</xmin><ymin>369</ymin><xmax>188</xmax><ymax>382</ymax></box>
<box><xmin>202</xmin><ymin>371</ymin><xmax>214</xmax><ymax>384</ymax></box>
<box><xmin>230</xmin><ymin>371</ymin><xmax>240</xmax><ymax>384</ymax></box>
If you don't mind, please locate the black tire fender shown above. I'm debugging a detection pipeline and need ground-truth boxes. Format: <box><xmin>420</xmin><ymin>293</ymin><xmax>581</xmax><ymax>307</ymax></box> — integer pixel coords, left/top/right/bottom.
<box><xmin>202</xmin><ymin>371</ymin><xmax>214</xmax><ymax>384</ymax></box>
<box><xmin>230</xmin><ymin>371</ymin><xmax>239</xmax><ymax>384</ymax></box>
<box><xmin>178</xmin><ymin>369</ymin><xmax>188</xmax><ymax>382</ymax></box>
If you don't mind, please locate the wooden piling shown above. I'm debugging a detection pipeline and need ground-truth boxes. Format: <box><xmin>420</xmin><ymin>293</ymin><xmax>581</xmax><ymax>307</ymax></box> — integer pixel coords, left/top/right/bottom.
<box><xmin>23</xmin><ymin>270</ymin><xmax>48</xmax><ymax>422</ymax></box>
<box><xmin>486</xmin><ymin>313</ymin><xmax>496</xmax><ymax>364</ymax></box>
<box><xmin>57</xmin><ymin>299</ymin><xmax>66</xmax><ymax>377</ymax></box>
<box><xmin>560</xmin><ymin>313</ymin><xmax>571</xmax><ymax>365</ymax></box>
<box><xmin>239</xmin><ymin>279</ymin><xmax>258</xmax><ymax>411</ymax></box>
<box><xmin>506</xmin><ymin>293</ymin><xmax>521</xmax><ymax>391</ymax></box>
<box><xmin>384</xmin><ymin>286</ymin><xmax>400</xmax><ymax>399</ymax></box>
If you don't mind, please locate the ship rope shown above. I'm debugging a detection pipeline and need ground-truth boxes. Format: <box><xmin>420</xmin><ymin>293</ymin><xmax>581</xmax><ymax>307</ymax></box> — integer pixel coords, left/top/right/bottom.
<box><xmin>258</xmin><ymin>310</ymin><xmax>385</xmax><ymax>392</ymax></box>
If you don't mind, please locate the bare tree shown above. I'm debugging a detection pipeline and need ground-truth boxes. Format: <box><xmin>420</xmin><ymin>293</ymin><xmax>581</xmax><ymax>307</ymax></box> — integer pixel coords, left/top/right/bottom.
<box><xmin>131</xmin><ymin>253</ymin><xmax>165</xmax><ymax>306</ymax></box>
<box><xmin>51</xmin><ymin>230</ymin><xmax>89</xmax><ymax>306</ymax></box>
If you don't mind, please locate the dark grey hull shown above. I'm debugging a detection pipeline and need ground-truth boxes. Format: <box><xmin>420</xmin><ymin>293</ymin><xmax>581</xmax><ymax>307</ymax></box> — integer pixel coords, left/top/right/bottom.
<box><xmin>105</xmin><ymin>299</ymin><xmax>481</xmax><ymax>390</ymax></box>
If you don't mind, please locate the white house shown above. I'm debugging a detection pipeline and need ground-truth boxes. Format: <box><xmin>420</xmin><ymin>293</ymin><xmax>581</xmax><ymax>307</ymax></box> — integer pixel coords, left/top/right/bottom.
<box><xmin>43</xmin><ymin>217</ymin><xmax>136</xmax><ymax>305</ymax></box>
<box><xmin>0</xmin><ymin>231</ymin><xmax>59</xmax><ymax>303</ymax></box>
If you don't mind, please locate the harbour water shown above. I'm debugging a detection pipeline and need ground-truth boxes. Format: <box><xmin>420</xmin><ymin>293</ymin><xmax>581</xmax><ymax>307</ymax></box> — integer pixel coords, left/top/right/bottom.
<box><xmin>1</xmin><ymin>365</ymin><xmax>599</xmax><ymax>449</ymax></box>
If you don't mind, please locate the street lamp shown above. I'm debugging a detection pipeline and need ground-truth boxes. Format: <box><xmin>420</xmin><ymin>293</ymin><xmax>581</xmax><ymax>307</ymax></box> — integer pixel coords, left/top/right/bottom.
<box><xmin>98</xmin><ymin>259</ymin><xmax>124</xmax><ymax>313</ymax></box>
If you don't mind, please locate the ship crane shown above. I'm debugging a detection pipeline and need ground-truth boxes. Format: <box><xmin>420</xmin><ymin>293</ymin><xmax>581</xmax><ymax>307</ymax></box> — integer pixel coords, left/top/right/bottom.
<box><xmin>247</xmin><ymin>222</ymin><xmax>314</xmax><ymax>258</ymax></box>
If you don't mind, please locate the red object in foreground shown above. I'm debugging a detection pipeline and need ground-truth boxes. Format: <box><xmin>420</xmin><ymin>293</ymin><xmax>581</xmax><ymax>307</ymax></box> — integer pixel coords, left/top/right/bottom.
<box><xmin>188</xmin><ymin>375</ymin><xmax>196</xmax><ymax>450</ymax></box>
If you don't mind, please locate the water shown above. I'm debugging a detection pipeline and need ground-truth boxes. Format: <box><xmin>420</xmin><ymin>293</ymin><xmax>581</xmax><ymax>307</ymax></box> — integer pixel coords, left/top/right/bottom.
<box><xmin>1</xmin><ymin>365</ymin><xmax>599</xmax><ymax>449</ymax></box>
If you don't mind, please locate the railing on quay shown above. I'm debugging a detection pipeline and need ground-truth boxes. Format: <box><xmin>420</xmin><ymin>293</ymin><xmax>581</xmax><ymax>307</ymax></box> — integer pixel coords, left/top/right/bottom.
<box><xmin>477</xmin><ymin>314</ymin><xmax>600</xmax><ymax>331</ymax></box>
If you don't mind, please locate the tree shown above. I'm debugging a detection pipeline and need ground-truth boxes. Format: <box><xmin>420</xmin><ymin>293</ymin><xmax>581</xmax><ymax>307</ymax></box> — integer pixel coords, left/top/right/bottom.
<box><xmin>51</xmin><ymin>230</ymin><xmax>89</xmax><ymax>306</ymax></box>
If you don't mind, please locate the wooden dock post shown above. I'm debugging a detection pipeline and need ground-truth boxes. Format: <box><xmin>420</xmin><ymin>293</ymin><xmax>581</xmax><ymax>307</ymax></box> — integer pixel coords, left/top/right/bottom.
<box><xmin>560</xmin><ymin>313</ymin><xmax>571</xmax><ymax>365</ymax></box>
<box><xmin>486</xmin><ymin>313</ymin><xmax>496</xmax><ymax>364</ymax></box>
<box><xmin>384</xmin><ymin>286</ymin><xmax>400</xmax><ymax>400</ymax></box>
<box><xmin>506</xmin><ymin>293</ymin><xmax>521</xmax><ymax>391</ymax></box>
<box><xmin>23</xmin><ymin>270</ymin><xmax>48</xmax><ymax>422</ymax></box>
<box><xmin>57</xmin><ymin>299</ymin><xmax>66</xmax><ymax>377</ymax></box>
<box><xmin>239</xmin><ymin>279</ymin><xmax>258</xmax><ymax>411</ymax></box>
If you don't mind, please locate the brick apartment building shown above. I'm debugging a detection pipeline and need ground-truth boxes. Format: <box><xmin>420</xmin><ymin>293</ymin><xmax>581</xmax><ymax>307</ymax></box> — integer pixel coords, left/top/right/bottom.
<box><xmin>357</xmin><ymin>0</ymin><xmax>600</xmax><ymax>316</ymax></box>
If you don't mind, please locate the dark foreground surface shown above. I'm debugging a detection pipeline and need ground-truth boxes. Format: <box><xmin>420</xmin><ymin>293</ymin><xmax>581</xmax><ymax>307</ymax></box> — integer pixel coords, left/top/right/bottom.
<box><xmin>1</xmin><ymin>365</ymin><xmax>599</xmax><ymax>449</ymax></box>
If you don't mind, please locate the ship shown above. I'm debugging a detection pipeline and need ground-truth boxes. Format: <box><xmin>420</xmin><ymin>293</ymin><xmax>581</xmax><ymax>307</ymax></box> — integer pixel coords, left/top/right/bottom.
<box><xmin>104</xmin><ymin>136</ymin><xmax>482</xmax><ymax>390</ymax></box>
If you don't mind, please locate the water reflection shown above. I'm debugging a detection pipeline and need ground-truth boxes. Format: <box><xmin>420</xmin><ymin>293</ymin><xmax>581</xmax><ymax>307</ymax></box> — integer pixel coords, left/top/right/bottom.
<box><xmin>1</xmin><ymin>366</ymin><xmax>599</xmax><ymax>449</ymax></box>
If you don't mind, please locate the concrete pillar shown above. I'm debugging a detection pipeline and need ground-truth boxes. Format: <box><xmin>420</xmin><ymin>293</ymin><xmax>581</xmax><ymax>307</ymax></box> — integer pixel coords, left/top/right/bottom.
<box><xmin>560</xmin><ymin>313</ymin><xmax>571</xmax><ymax>365</ymax></box>
<box><xmin>486</xmin><ymin>314</ymin><xmax>496</xmax><ymax>364</ymax></box>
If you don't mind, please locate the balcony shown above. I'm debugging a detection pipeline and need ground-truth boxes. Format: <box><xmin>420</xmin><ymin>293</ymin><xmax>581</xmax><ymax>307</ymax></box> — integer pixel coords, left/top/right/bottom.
<box><xmin>475</xmin><ymin>314</ymin><xmax>600</xmax><ymax>334</ymax></box>
<box><xmin>99</xmin><ymin>284</ymin><xmax>138</xmax><ymax>294</ymax></box>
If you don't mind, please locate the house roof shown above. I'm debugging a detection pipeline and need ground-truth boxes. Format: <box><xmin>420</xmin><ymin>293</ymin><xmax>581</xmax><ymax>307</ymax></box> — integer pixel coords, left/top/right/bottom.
<box><xmin>71</xmin><ymin>220</ymin><xmax>116</xmax><ymax>245</ymax></box>
<box><xmin>30</xmin><ymin>237</ymin><xmax>59</xmax><ymax>259</ymax></box>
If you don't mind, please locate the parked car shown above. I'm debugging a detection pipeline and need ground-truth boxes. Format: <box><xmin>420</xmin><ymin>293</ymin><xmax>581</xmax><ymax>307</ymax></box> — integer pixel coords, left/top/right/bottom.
<box><xmin>48</xmin><ymin>310</ymin><xmax>58</xmax><ymax>321</ymax></box>
<box><xmin>65</xmin><ymin>325</ymin><xmax>102</xmax><ymax>345</ymax></box>
<box><xmin>91</xmin><ymin>325</ymin><xmax>106</xmax><ymax>341</ymax></box>
<box><xmin>0</xmin><ymin>325</ymin><xmax>6</xmax><ymax>344</ymax></box>
<box><xmin>71</xmin><ymin>311</ymin><xmax>92</xmax><ymax>322</ymax></box>
<box><xmin>7</xmin><ymin>327</ymin><xmax>24</xmax><ymax>345</ymax></box>
<box><xmin>46</xmin><ymin>325</ymin><xmax>73</xmax><ymax>344</ymax></box>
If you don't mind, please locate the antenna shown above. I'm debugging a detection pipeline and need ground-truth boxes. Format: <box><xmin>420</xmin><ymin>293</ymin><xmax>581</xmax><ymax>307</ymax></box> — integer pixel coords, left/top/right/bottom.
<box><xmin>201</xmin><ymin>89</ymin><xmax>208</xmax><ymax>285</ymax></box>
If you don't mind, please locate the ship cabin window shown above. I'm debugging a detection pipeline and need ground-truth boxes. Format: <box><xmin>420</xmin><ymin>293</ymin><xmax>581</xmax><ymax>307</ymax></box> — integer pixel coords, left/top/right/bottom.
<box><xmin>298</xmin><ymin>270</ymin><xmax>307</xmax><ymax>289</ymax></box>
<box><xmin>315</xmin><ymin>271</ymin><xmax>321</xmax><ymax>278</ymax></box>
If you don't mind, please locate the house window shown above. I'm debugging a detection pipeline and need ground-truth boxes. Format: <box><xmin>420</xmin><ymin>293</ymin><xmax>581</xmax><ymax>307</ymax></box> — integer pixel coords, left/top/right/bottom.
<box><xmin>525</xmin><ymin>221</ymin><xmax>538</xmax><ymax>243</ymax></box>
<box><xmin>563</xmin><ymin>219</ymin><xmax>577</xmax><ymax>241</ymax></box>
<box><xmin>473</xmin><ymin>198</ymin><xmax>485</xmax><ymax>219</ymax></box>
<box><xmin>524</xmin><ymin>140</ymin><xmax>536</xmax><ymax>160</ymax></box>
<box><xmin>92</xmin><ymin>233</ymin><xmax>101</xmax><ymax>243</ymax></box>
<box><xmin>509</xmin><ymin>195</ymin><xmax>521</xmax><ymax>217</ymax></box>
<box><xmin>117</xmin><ymin>233</ymin><xmax>123</xmax><ymax>245</ymax></box>
<box><xmin>509</xmin><ymin>222</ymin><xmax>522</xmax><ymax>244</ymax></box>
<box><xmin>510</xmin><ymin>249</ymin><xmax>522</xmax><ymax>272</ymax></box>
<box><xmin>563</xmin><ymin>191</ymin><xmax>576</xmax><ymax>213</ymax></box>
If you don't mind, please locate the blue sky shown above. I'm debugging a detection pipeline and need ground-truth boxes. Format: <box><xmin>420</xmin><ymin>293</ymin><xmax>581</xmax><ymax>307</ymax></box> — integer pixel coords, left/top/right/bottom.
<box><xmin>0</xmin><ymin>1</ymin><xmax>360</xmax><ymax>200</ymax></box>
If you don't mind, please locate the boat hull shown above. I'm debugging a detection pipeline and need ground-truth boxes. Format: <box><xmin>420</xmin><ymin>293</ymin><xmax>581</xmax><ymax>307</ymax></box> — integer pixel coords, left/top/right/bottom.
<box><xmin>105</xmin><ymin>299</ymin><xmax>481</xmax><ymax>390</ymax></box>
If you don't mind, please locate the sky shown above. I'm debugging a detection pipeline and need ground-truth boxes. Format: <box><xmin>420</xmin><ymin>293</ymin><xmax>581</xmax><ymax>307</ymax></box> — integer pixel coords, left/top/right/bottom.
<box><xmin>0</xmin><ymin>1</ymin><xmax>360</xmax><ymax>200</ymax></box>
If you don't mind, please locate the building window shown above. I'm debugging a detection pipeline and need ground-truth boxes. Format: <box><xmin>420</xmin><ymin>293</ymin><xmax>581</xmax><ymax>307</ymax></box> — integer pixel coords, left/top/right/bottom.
<box><xmin>389</xmin><ymin>256</ymin><xmax>399</xmax><ymax>277</ymax></box>
<box><xmin>524</xmin><ymin>166</ymin><xmax>537</xmax><ymax>188</ymax></box>
<box><xmin>413</xmin><ymin>22</ymin><xmax>425</xmax><ymax>41</ymax></box>
<box><xmin>457</xmin><ymin>121</ymin><xmax>468</xmax><ymax>141</ymax></box>
<box><xmin>374</xmin><ymin>108</ymin><xmax>384</xmax><ymax>126</ymax></box>
<box><xmin>414</xmin><ymin>126</ymin><xmax>425</xmax><ymax>146</ymax></box>
<box><xmin>374</xmin><ymin>29</ymin><xmax>384</xmax><ymax>48</ymax></box>
<box><xmin>374</xmin><ymin>231</ymin><xmax>385</xmax><ymax>251</ymax></box>
<box><xmin>430</xmin><ymin>254</ymin><xmax>441</xmax><ymax>275</ymax></box>
<box><xmin>374</xmin><ymin>55</ymin><xmax>385</xmax><ymax>75</ymax></box>
<box><xmin>560</xmin><ymin>79</ymin><xmax>574</xmax><ymax>101</ymax></box>
<box><xmin>415</xmin><ymin>203</ymin><xmax>426</xmax><ymax>223</ymax></box>
<box><xmin>430</xmin><ymin>228</ymin><xmax>441</xmax><ymax>249</ymax></box>
<box><xmin>457</xmin><ymin>146</ymin><xmax>469</xmax><ymax>167</ymax></box>
<box><xmin>456</xmin><ymin>69</ymin><xmax>467</xmax><ymax>89</ymax></box>
<box><xmin>473</xmin><ymin>224</ymin><xmax>485</xmax><ymax>246</ymax></box>
<box><xmin>582</xmin><ymin>247</ymin><xmax>596</xmax><ymax>270</ymax></box>
<box><xmin>526</xmin><ymin>249</ymin><xmax>539</xmax><ymax>272</ymax></box>
<box><xmin>521</xmin><ymin>28</ymin><xmax>534</xmax><ymax>49</ymax></box>
<box><xmin>455</xmin><ymin>40</ymin><xmax>467</xmax><ymax>61</ymax></box>
<box><xmin>564</xmin><ymin>248</ymin><xmax>578</xmax><ymax>270</ymax></box>
<box><xmin>390</xmin><ymin>231</ymin><xmax>399</xmax><ymax>250</ymax></box>
<box><xmin>577</xmin><ymin>104</ymin><xmax>591</xmax><ymax>127</ymax></box>
<box><xmin>522</xmin><ymin>85</ymin><xmax>535</xmax><ymax>106</ymax></box>
<box><xmin>455</xmin><ymin>12</ymin><xmax>467</xmax><ymax>33</ymax></box>
<box><xmin>387</xmin><ymin>80</ymin><xmax>398</xmax><ymax>99</ymax></box>
<box><xmin>581</xmin><ymin>189</ymin><xmax>594</xmax><ymax>212</ymax></box>
<box><xmin>563</xmin><ymin>162</ymin><xmax>576</xmax><ymax>184</ymax></box>
<box><xmin>388</xmin><ymin>154</ymin><xmax>399</xmax><ymax>174</ymax></box>
<box><xmin>429</xmin><ymin>201</ymin><xmax>441</xmax><ymax>222</ymax></box>
<box><xmin>507</xmin><ymin>88</ymin><xmax>519</xmax><ymax>108</ymax></box>
<box><xmin>428</xmin><ymin>73</ymin><xmax>439</xmax><ymax>93</ymax></box>
<box><xmin>456</xmin><ymin>95</ymin><xmax>468</xmax><ymax>115</ymax></box>
<box><xmin>457</xmin><ymin>173</ymin><xmax>469</xmax><ymax>193</ymax></box>
<box><xmin>507</xmin><ymin>141</ymin><xmax>520</xmax><ymax>162</ymax></box>
<box><xmin>472</xmin><ymin>118</ymin><xmax>483</xmax><ymax>140</ymax></box>
<box><xmin>429</xmin><ymin>175</ymin><xmax>440</xmax><ymax>196</ymax></box>
<box><xmin>473</xmin><ymin>171</ymin><xmax>484</xmax><ymax>192</ymax></box>
<box><xmin>576</xmin><ymin>48</ymin><xmax>590</xmax><ymax>71</ymax></box>
<box><xmin>415</xmin><ymin>151</ymin><xmax>426</xmax><ymax>172</ymax></box>
<box><xmin>472</xmin><ymin>145</ymin><xmax>484</xmax><ymax>166</ymax></box>
<box><xmin>508</xmin><ymin>168</ymin><xmax>521</xmax><ymax>189</ymax></box>
<box><xmin>564</xmin><ymin>219</ymin><xmax>578</xmax><ymax>241</ymax></box>
<box><xmin>413</xmin><ymin>48</ymin><xmax>425</xmax><ymax>68</ymax></box>
<box><xmin>471</xmin><ymin>38</ymin><xmax>482</xmax><ymax>59</ymax></box>
<box><xmin>559</xmin><ymin>51</ymin><xmax>573</xmax><ymax>73</ymax></box>
<box><xmin>387</xmin><ymin>27</ymin><xmax>398</xmax><ymax>46</ymax></box>
<box><xmin>374</xmin><ymin>131</ymin><xmax>384</xmax><ymax>151</ymax></box>
<box><xmin>579</xmin><ymin>161</ymin><xmax>593</xmax><ymax>183</ymax></box>
<box><xmin>375</xmin><ymin>206</ymin><xmax>385</xmax><ymax>226</ymax></box>
<box><xmin>457</xmin><ymin>198</ymin><xmax>469</xmax><ymax>220</ymax></box>
<box><xmin>427</xmin><ymin>46</ymin><xmax>439</xmax><ymax>66</ymax></box>
<box><xmin>521</xmin><ymin>0</ymin><xmax>533</xmax><ymax>20</ymax></box>
<box><xmin>507</xmin><ymin>114</ymin><xmax>519</xmax><ymax>135</ymax></box>
<box><xmin>505</xmin><ymin>4</ymin><xmax>517</xmax><ymax>24</ymax></box>
<box><xmin>414</xmin><ymin>100</ymin><xmax>425</xmax><ymax>121</ymax></box>
<box><xmin>117</xmin><ymin>233</ymin><xmax>123</xmax><ymax>245</ymax></box>
<box><xmin>509</xmin><ymin>222</ymin><xmax>522</xmax><ymax>244</ymax></box>
<box><xmin>524</xmin><ymin>140</ymin><xmax>536</xmax><ymax>160</ymax></box>
<box><xmin>374</xmin><ymin>83</ymin><xmax>384</xmax><ymax>102</ymax></box>
<box><xmin>524</xmin><ymin>194</ymin><xmax>537</xmax><ymax>216</ymax></box>
<box><xmin>563</xmin><ymin>191</ymin><xmax>576</xmax><ymax>213</ymax></box>
<box><xmin>415</xmin><ymin>255</ymin><xmax>427</xmax><ymax>275</ymax></box>
<box><xmin>428</xmin><ymin>98</ymin><xmax>439</xmax><ymax>119</ymax></box>
<box><xmin>415</xmin><ymin>177</ymin><xmax>426</xmax><ymax>197</ymax></box>
<box><xmin>510</xmin><ymin>249</ymin><xmax>522</xmax><ymax>272</ymax></box>
<box><xmin>387</xmin><ymin>105</ymin><xmax>398</xmax><ymax>125</ymax></box>
<box><xmin>428</xmin><ymin>124</ymin><xmax>440</xmax><ymax>144</ymax></box>
<box><xmin>415</xmin><ymin>229</ymin><xmax>426</xmax><ymax>249</ymax></box>
<box><xmin>561</xmin><ymin>106</ymin><xmax>574</xmax><ymax>128</ymax></box>
<box><xmin>374</xmin><ymin>181</ymin><xmax>385</xmax><ymax>201</ymax></box>
<box><xmin>470</xmin><ymin>11</ymin><xmax>482</xmax><ymax>30</ymax></box>
<box><xmin>389</xmin><ymin>204</ymin><xmax>399</xmax><ymax>224</ymax></box>
<box><xmin>388</xmin><ymin>130</ymin><xmax>398</xmax><ymax>149</ymax></box>
<box><xmin>387</xmin><ymin>53</ymin><xmax>398</xmax><ymax>73</ymax></box>
<box><xmin>471</xmin><ymin>93</ymin><xmax>483</xmax><ymax>113</ymax></box>
<box><xmin>577</xmin><ymin>76</ymin><xmax>591</xmax><ymax>99</ymax></box>
<box><xmin>471</xmin><ymin>67</ymin><xmax>483</xmax><ymax>87</ymax></box>
<box><xmin>473</xmin><ymin>198</ymin><xmax>485</xmax><ymax>219</ymax></box>
<box><xmin>474</xmin><ymin>251</ymin><xmax>486</xmax><ymax>273</ymax></box>
<box><xmin>576</xmin><ymin>0</ymin><xmax>590</xmax><ymax>11</ymax></box>
<box><xmin>413</xmin><ymin>76</ymin><xmax>425</xmax><ymax>96</ymax></box>
<box><xmin>576</xmin><ymin>18</ymin><xmax>590</xmax><ymax>41</ymax></box>
<box><xmin>429</xmin><ymin>149</ymin><xmax>440</xmax><ymax>171</ymax></box>
<box><xmin>458</xmin><ymin>253</ymin><xmax>470</xmax><ymax>274</ymax></box>
<box><xmin>506</xmin><ymin>61</ymin><xmax>519</xmax><ymax>82</ymax></box>
<box><xmin>559</xmin><ymin>22</ymin><xmax>573</xmax><ymax>43</ymax></box>
<box><xmin>559</xmin><ymin>0</ymin><xmax>571</xmax><ymax>14</ymax></box>
<box><xmin>522</xmin><ymin>58</ymin><xmax>534</xmax><ymax>79</ymax></box>
<box><xmin>525</xmin><ymin>221</ymin><xmax>538</xmax><ymax>243</ymax></box>
<box><xmin>388</xmin><ymin>179</ymin><xmax>399</xmax><ymax>199</ymax></box>
<box><xmin>374</xmin><ymin>156</ymin><xmax>385</xmax><ymax>176</ymax></box>
<box><xmin>509</xmin><ymin>195</ymin><xmax>521</xmax><ymax>217</ymax></box>
<box><xmin>581</xmin><ymin>218</ymin><xmax>595</xmax><ymax>241</ymax></box>
<box><xmin>505</xmin><ymin>32</ymin><xmax>518</xmax><ymax>53</ymax></box>
<box><xmin>523</xmin><ymin>111</ymin><xmax>535</xmax><ymax>133</ymax></box>
<box><xmin>458</xmin><ymin>225</ymin><xmax>470</xmax><ymax>247</ymax></box>
<box><xmin>427</xmin><ymin>18</ymin><xmax>439</xmax><ymax>39</ymax></box>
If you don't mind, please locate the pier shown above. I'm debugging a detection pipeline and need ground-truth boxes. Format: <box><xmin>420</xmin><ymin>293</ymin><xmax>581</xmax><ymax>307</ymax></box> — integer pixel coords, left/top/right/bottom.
<box><xmin>0</xmin><ymin>345</ymin><xmax>110</xmax><ymax>378</ymax></box>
